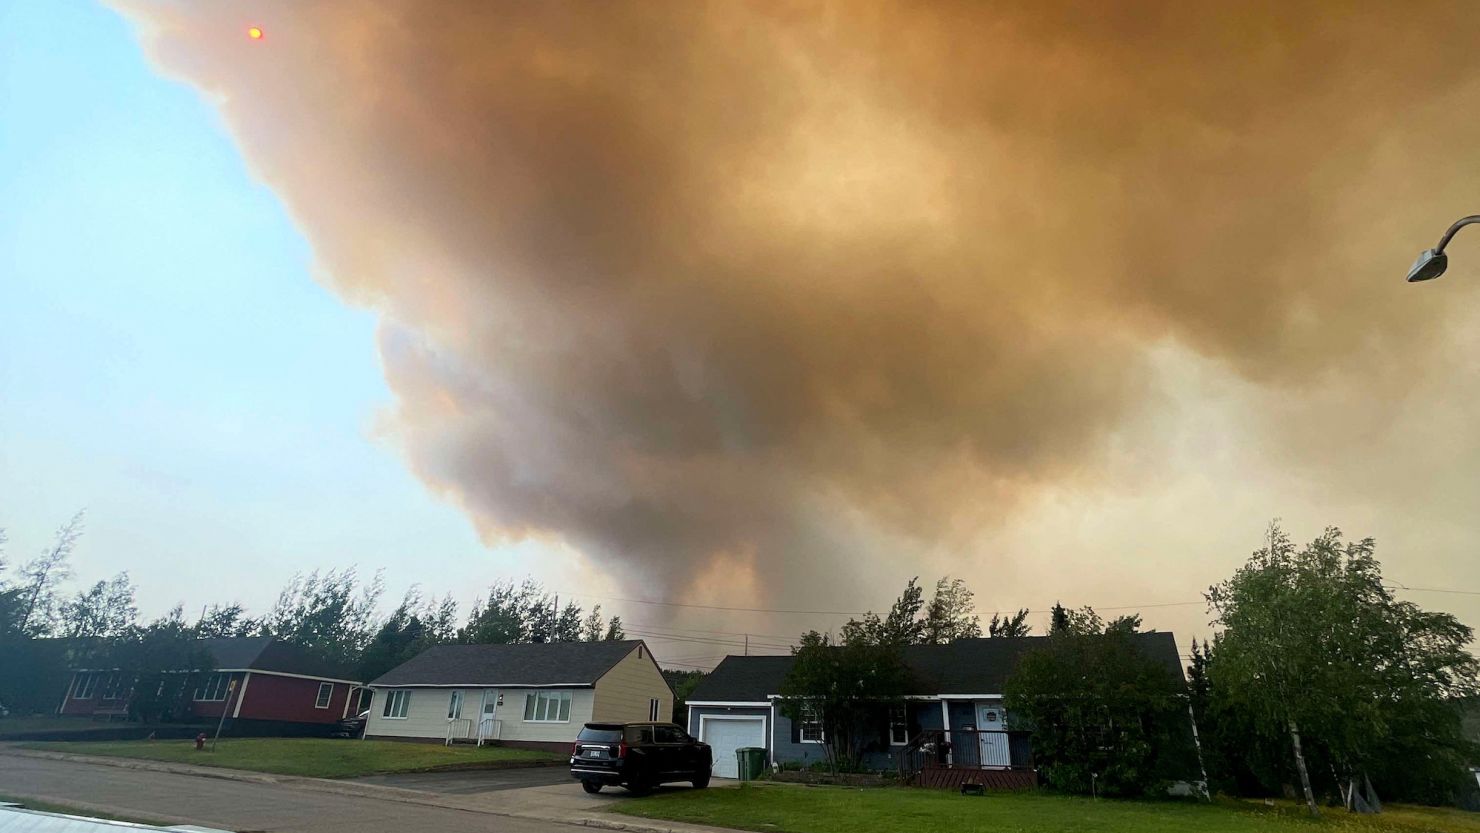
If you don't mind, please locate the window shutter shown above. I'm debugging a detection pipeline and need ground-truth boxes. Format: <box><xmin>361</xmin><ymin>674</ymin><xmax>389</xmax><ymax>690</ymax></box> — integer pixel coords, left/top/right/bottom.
<box><xmin>789</xmin><ymin>710</ymin><xmax>801</xmax><ymax>744</ymax></box>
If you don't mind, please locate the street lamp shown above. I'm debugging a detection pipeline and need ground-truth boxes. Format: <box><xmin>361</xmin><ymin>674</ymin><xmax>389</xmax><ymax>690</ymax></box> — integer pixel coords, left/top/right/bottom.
<box><xmin>1406</xmin><ymin>215</ymin><xmax>1480</xmax><ymax>283</ymax></box>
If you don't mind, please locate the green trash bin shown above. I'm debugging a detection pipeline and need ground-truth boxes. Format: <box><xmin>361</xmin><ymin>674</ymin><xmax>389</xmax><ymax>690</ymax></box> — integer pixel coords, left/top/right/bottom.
<box><xmin>736</xmin><ymin>747</ymin><xmax>766</xmax><ymax>781</ymax></box>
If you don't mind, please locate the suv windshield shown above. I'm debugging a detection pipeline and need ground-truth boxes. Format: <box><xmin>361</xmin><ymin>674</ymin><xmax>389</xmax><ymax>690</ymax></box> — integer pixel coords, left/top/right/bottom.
<box><xmin>577</xmin><ymin>726</ymin><xmax>623</xmax><ymax>743</ymax></box>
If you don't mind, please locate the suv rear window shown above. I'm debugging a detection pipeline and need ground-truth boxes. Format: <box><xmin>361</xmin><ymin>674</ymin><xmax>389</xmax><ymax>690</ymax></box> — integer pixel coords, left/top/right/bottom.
<box><xmin>625</xmin><ymin>725</ymin><xmax>655</xmax><ymax>744</ymax></box>
<box><xmin>577</xmin><ymin>726</ymin><xmax>623</xmax><ymax>743</ymax></box>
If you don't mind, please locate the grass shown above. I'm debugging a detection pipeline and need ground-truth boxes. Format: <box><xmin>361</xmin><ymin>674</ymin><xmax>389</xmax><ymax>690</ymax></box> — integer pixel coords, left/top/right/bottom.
<box><xmin>613</xmin><ymin>783</ymin><xmax>1480</xmax><ymax>833</ymax></box>
<box><xmin>19</xmin><ymin>738</ymin><xmax>561</xmax><ymax>779</ymax></box>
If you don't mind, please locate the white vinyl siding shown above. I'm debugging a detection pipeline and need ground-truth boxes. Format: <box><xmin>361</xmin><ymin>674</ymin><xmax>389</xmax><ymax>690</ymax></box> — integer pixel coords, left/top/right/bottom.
<box><xmin>364</xmin><ymin>687</ymin><xmax>597</xmax><ymax>743</ymax></box>
<box><xmin>315</xmin><ymin>682</ymin><xmax>334</xmax><ymax>709</ymax></box>
<box><xmin>591</xmin><ymin>645</ymin><xmax>673</xmax><ymax>724</ymax></box>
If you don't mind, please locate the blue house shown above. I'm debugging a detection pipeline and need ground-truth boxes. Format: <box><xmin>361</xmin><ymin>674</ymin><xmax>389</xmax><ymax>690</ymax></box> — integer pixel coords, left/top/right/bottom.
<box><xmin>686</xmin><ymin>632</ymin><xmax>1184</xmax><ymax>781</ymax></box>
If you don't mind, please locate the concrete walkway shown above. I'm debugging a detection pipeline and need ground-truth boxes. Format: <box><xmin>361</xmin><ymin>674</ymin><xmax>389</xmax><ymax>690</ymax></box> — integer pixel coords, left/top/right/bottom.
<box><xmin>0</xmin><ymin>748</ymin><xmax>735</xmax><ymax>833</ymax></box>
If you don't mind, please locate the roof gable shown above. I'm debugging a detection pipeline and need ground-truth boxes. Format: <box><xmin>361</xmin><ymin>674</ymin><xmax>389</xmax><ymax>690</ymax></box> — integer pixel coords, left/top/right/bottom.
<box><xmin>369</xmin><ymin>640</ymin><xmax>644</xmax><ymax>688</ymax></box>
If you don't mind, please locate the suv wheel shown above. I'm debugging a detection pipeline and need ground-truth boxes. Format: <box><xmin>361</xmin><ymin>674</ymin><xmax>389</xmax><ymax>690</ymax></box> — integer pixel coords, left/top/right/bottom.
<box><xmin>626</xmin><ymin>777</ymin><xmax>654</xmax><ymax>796</ymax></box>
<box><xmin>581</xmin><ymin>781</ymin><xmax>602</xmax><ymax>794</ymax></box>
<box><xmin>691</xmin><ymin>774</ymin><xmax>710</xmax><ymax>789</ymax></box>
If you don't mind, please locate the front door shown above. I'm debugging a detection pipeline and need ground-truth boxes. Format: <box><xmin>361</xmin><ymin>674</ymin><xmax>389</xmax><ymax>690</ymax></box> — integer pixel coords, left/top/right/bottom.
<box><xmin>976</xmin><ymin>705</ymin><xmax>1010</xmax><ymax>767</ymax></box>
<box><xmin>479</xmin><ymin>690</ymin><xmax>499</xmax><ymax>740</ymax></box>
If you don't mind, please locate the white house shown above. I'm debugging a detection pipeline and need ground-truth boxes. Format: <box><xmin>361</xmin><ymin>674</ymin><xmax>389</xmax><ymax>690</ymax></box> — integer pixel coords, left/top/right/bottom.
<box><xmin>364</xmin><ymin>640</ymin><xmax>673</xmax><ymax>751</ymax></box>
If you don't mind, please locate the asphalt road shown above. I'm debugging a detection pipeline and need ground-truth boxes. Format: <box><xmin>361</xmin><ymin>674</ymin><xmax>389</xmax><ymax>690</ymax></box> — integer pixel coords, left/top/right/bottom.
<box><xmin>350</xmin><ymin>766</ymin><xmax>572</xmax><ymax>795</ymax></box>
<box><xmin>0</xmin><ymin>754</ymin><xmax>589</xmax><ymax>833</ymax></box>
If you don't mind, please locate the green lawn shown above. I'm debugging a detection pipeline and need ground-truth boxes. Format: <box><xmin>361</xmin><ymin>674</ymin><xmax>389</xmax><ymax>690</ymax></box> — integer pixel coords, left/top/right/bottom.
<box><xmin>613</xmin><ymin>783</ymin><xmax>1480</xmax><ymax>833</ymax></box>
<box><xmin>20</xmin><ymin>738</ymin><xmax>560</xmax><ymax>778</ymax></box>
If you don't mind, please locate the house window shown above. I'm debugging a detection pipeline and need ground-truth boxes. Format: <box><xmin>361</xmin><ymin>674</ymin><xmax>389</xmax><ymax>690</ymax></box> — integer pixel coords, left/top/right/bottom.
<box><xmin>101</xmin><ymin>673</ymin><xmax>129</xmax><ymax>701</ymax></box>
<box><xmin>73</xmin><ymin>673</ymin><xmax>98</xmax><ymax>699</ymax></box>
<box><xmin>648</xmin><ymin>698</ymin><xmax>660</xmax><ymax>721</ymax></box>
<box><xmin>522</xmin><ymin>691</ymin><xmax>572</xmax><ymax>723</ymax></box>
<box><xmin>889</xmin><ymin>703</ymin><xmax>909</xmax><ymax>746</ymax></box>
<box><xmin>799</xmin><ymin>701</ymin><xmax>824</xmax><ymax>743</ymax></box>
<box><xmin>194</xmin><ymin>673</ymin><xmax>230</xmax><ymax>702</ymax></box>
<box><xmin>382</xmin><ymin>690</ymin><xmax>411</xmax><ymax>719</ymax></box>
<box><xmin>316</xmin><ymin>683</ymin><xmax>334</xmax><ymax>709</ymax></box>
<box><xmin>448</xmin><ymin>690</ymin><xmax>464</xmax><ymax>720</ymax></box>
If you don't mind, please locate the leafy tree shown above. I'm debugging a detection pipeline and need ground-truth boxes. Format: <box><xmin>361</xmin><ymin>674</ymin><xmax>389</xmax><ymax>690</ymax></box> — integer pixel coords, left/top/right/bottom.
<box><xmin>460</xmin><ymin>579</ymin><xmax>540</xmax><ymax>644</ymax></box>
<box><xmin>1207</xmin><ymin>523</ymin><xmax>1479</xmax><ymax>814</ymax></box>
<box><xmin>1004</xmin><ymin>627</ymin><xmax>1192</xmax><ymax>797</ymax></box>
<box><xmin>552</xmin><ymin>599</ymin><xmax>584</xmax><ymax>643</ymax></box>
<box><xmin>603</xmin><ymin>616</ymin><xmax>625</xmax><ymax>641</ymax></box>
<box><xmin>778</xmin><ymin>630</ymin><xmax>915</xmax><ymax>773</ymax></box>
<box><xmin>263</xmin><ymin>568</ymin><xmax>383</xmax><ymax>667</ymax></box>
<box><xmin>110</xmin><ymin>606</ymin><xmax>213</xmax><ymax>724</ymax></box>
<box><xmin>193</xmin><ymin>603</ymin><xmax>262</xmax><ymax>638</ymax></box>
<box><xmin>922</xmin><ymin>578</ymin><xmax>982</xmax><ymax>644</ymax></box>
<box><xmin>58</xmin><ymin>573</ymin><xmax>137</xmax><ymax>639</ymax></box>
<box><xmin>988</xmin><ymin>608</ymin><xmax>1032</xmax><ymax>637</ymax></box>
<box><xmin>1049</xmin><ymin>602</ymin><xmax>1070</xmax><ymax>635</ymax></box>
<box><xmin>842</xmin><ymin>577</ymin><xmax>925</xmax><ymax>646</ymax></box>
<box><xmin>358</xmin><ymin>589</ymin><xmax>456</xmax><ymax>681</ymax></box>
<box><xmin>663</xmin><ymin>669</ymin><xmax>706</xmax><ymax>723</ymax></box>
<box><xmin>16</xmin><ymin>511</ymin><xmax>85</xmax><ymax>637</ymax></box>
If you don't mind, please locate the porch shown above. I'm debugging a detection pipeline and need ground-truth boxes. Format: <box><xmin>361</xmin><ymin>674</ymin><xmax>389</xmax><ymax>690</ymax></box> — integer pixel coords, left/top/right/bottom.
<box><xmin>897</xmin><ymin>728</ymin><xmax>1038</xmax><ymax>791</ymax></box>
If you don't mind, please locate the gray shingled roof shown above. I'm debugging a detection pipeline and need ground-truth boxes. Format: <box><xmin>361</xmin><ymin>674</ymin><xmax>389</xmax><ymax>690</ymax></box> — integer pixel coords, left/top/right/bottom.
<box><xmin>198</xmin><ymin>637</ymin><xmax>359</xmax><ymax>681</ymax></box>
<box><xmin>689</xmin><ymin>632</ymin><xmax>1184</xmax><ymax>701</ymax></box>
<box><xmin>368</xmin><ymin>640</ymin><xmax>646</xmax><ymax>688</ymax></box>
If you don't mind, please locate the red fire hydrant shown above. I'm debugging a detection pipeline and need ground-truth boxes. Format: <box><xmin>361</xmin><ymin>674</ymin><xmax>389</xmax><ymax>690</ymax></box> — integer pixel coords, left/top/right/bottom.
<box><xmin>195</xmin><ymin>733</ymin><xmax>207</xmax><ymax>751</ymax></box>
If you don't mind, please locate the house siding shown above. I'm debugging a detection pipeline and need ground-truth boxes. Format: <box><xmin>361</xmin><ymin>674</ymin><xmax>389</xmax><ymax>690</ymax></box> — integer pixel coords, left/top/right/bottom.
<box><xmin>237</xmin><ymin>673</ymin><xmax>349</xmax><ymax>724</ymax></box>
<box><xmin>365</xmin><ymin>686</ymin><xmax>596</xmax><ymax>744</ymax></box>
<box><xmin>591</xmin><ymin>645</ymin><xmax>672</xmax><ymax>724</ymax></box>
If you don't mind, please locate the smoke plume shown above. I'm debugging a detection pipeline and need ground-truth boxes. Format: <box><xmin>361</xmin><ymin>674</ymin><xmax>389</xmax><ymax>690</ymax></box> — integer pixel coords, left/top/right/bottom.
<box><xmin>113</xmin><ymin>1</ymin><xmax>1480</xmax><ymax>618</ymax></box>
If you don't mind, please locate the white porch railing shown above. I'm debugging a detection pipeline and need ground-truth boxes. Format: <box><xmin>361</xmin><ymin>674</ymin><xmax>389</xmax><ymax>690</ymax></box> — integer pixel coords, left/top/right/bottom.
<box><xmin>477</xmin><ymin>718</ymin><xmax>502</xmax><ymax>746</ymax></box>
<box><xmin>444</xmin><ymin>718</ymin><xmax>473</xmax><ymax>746</ymax></box>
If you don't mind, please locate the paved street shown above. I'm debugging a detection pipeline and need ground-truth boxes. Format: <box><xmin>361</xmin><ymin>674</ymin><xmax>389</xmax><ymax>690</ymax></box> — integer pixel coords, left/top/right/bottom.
<box><xmin>0</xmin><ymin>754</ymin><xmax>592</xmax><ymax>833</ymax></box>
<box><xmin>350</xmin><ymin>766</ymin><xmax>572</xmax><ymax>795</ymax></box>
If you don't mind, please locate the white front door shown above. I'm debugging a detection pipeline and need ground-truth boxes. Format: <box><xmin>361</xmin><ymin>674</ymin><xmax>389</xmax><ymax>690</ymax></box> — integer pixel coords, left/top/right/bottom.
<box><xmin>479</xmin><ymin>690</ymin><xmax>499</xmax><ymax>739</ymax></box>
<box><xmin>976</xmin><ymin>705</ymin><xmax>1010</xmax><ymax>767</ymax></box>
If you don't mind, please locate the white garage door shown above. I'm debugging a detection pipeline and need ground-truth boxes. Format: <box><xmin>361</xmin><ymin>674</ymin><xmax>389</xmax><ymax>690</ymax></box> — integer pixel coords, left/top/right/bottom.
<box><xmin>700</xmin><ymin>717</ymin><xmax>766</xmax><ymax>779</ymax></box>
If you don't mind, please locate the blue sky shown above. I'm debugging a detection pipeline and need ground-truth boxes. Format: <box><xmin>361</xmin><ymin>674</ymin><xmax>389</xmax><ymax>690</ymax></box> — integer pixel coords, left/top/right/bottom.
<box><xmin>0</xmin><ymin>0</ymin><xmax>501</xmax><ymax>618</ymax></box>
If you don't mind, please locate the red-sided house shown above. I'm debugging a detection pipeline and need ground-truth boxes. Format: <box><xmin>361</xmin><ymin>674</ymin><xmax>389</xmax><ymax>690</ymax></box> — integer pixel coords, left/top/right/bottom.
<box><xmin>59</xmin><ymin>637</ymin><xmax>365</xmax><ymax>736</ymax></box>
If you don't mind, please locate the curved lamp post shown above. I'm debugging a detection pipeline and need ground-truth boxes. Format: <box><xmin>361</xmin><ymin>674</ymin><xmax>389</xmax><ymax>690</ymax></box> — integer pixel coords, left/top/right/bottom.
<box><xmin>1407</xmin><ymin>215</ymin><xmax>1480</xmax><ymax>282</ymax></box>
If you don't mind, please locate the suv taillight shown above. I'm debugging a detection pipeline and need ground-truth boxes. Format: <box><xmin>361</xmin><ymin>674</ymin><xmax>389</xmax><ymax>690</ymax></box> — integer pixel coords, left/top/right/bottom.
<box><xmin>617</xmin><ymin>741</ymin><xmax>628</xmax><ymax>759</ymax></box>
<box><xmin>571</xmin><ymin>742</ymin><xmax>580</xmax><ymax>756</ymax></box>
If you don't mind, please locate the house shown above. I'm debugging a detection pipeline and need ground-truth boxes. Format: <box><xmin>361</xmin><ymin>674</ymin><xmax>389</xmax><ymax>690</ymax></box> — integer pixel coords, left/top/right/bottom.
<box><xmin>686</xmin><ymin>632</ymin><xmax>1185</xmax><ymax>781</ymax></box>
<box><xmin>59</xmin><ymin>637</ymin><xmax>365</xmax><ymax>735</ymax></box>
<box><xmin>363</xmin><ymin>640</ymin><xmax>672</xmax><ymax>751</ymax></box>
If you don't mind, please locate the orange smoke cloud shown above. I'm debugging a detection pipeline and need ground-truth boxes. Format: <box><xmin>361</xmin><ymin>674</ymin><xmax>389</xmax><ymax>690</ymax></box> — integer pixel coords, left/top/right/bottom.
<box><xmin>111</xmin><ymin>1</ymin><xmax>1480</xmax><ymax>612</ymax></box>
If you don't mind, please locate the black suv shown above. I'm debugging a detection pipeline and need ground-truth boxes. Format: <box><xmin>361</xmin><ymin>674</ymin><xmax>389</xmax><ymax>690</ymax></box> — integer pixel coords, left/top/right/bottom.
<box><xmin>570</xmin><ymin>722</ymin><xmax>712</xmax><ymax>794</ymax></box>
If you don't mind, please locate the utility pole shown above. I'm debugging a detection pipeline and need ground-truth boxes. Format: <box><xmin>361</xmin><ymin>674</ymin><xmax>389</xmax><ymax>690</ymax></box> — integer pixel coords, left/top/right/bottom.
<box><xmin>212</xmin><ymin>678</ymin><xmax>239</xmax><ymax>752</ymax></box>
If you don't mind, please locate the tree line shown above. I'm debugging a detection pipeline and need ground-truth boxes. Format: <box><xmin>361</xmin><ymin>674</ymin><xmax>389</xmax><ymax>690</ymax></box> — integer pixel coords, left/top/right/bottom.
<box><xmin>776</xmin><ymin>524</ymin><xmax>1479</xmax><ymax>812</ymax></box>
<box><xmin>0</xmin><ymin>512</ymin><xmax>625</xmax><ymax>716</ymax></box>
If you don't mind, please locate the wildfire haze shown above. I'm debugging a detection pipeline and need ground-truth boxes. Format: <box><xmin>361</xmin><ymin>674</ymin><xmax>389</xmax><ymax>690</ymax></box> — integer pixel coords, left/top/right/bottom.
<box><xmin>110</xmin><ymin>1</ymin><xmax>1480</xmax><ymax>636</ymax></box>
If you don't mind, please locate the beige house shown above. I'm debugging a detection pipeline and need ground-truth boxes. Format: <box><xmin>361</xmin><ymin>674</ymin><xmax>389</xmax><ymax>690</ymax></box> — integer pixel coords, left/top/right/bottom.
<box><xmin>364</xmin><ymin>641</ymin><xmax>673</xmax><ymax>751</ymax></box>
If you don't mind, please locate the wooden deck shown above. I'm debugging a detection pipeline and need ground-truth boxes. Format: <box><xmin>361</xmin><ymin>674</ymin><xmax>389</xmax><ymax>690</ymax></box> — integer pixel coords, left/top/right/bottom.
<box><xmin>912</xmin><ymin>766</ymin><xmax>1038</xmax><ymax>791</ymax></box>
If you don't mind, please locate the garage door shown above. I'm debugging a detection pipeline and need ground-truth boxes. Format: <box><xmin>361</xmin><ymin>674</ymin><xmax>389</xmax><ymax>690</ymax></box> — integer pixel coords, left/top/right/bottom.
<box><xmin>700</xmin><ymin>717</ymin><xmax>766</xmax><ymax>779</ymax></box>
